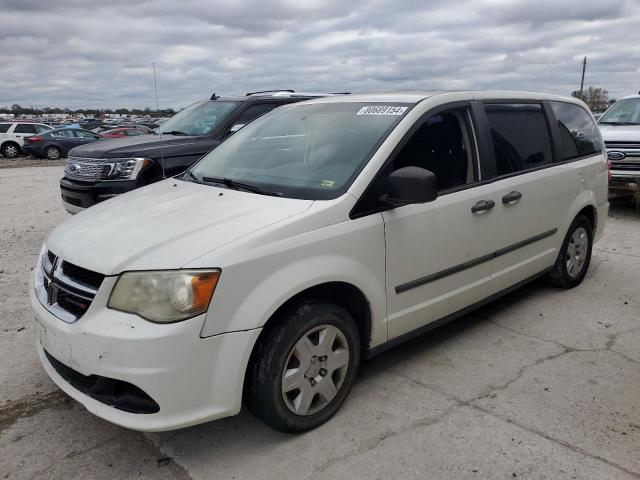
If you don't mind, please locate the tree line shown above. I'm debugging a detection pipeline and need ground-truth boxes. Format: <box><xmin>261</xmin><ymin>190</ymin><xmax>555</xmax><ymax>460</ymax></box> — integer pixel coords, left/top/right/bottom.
<box><xmin>571</xmin><ymin>86</ymin><xmax>617</xmax><ymax>112</ymax></box>
<box><xmin>0</xmin><ymin>104</ymin><xmax>176</xmax><ymax>117</ymax></box>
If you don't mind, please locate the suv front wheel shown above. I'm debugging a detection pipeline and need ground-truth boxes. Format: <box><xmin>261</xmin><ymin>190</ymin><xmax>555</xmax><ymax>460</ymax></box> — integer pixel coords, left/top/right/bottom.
<box><xmin>245</xmin><ymin>299</ymin><xmax>361</xmax><ymax>433</ymax></box>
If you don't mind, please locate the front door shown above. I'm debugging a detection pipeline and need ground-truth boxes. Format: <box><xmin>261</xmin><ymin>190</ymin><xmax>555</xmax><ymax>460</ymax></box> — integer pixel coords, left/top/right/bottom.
<box><xmin>382</xmin><ymin>105</ymin><xmax>498</xmax><ymax>339</ymax></box>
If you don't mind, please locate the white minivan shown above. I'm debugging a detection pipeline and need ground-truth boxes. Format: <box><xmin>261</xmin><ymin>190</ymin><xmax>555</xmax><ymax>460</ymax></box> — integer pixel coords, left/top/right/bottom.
<box><xmin>31</xmin><ymin>91</ymin><xmax>608</xmax><ymax>433</ymax></box>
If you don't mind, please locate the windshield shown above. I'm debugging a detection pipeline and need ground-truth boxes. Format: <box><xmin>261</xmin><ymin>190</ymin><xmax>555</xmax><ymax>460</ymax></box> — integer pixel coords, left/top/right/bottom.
<box><xmin>158</xmin><ymin>100</ymin><xmax>239</xmax><ymax>136</ymax></box>
<box><xmin>599</xmin><ymin>98</ymin><xmax>640</xmax><ymax>125</ymax></box>
<box><xmin>186</xmin><ymin>102</ymin><xmax>411</xmax><ymax>199</ymax></box>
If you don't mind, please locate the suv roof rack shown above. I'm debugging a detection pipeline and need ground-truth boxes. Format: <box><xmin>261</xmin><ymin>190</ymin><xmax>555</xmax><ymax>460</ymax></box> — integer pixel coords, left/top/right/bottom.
<box><xmin>246</xmin><ymin>89</ymin><xmax>295</xmax><ymax>96</ymax></box>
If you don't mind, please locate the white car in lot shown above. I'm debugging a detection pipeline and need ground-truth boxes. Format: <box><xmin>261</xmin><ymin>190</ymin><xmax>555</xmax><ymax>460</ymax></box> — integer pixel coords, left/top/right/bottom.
<box><xmin>31</xmin><ymin>91</ymin><xmax>608</xmax><ymax>433</ymax></box>
<box><xmin>597</xmin><ymin>93</ymin><xmax>640</xmax><ymax>194</ymax></box>
<box><xmin>0</xmin><ymin>122</ymin><xmax>52</xmax><ymax>158</ymax></box>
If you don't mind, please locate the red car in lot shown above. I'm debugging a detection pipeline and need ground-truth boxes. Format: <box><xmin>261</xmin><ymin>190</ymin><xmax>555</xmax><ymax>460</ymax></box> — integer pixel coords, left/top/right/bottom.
<box><xmin>100</xmin><ymin>127</ymin><xmax>149</xmax><ymax>139</ymax></box>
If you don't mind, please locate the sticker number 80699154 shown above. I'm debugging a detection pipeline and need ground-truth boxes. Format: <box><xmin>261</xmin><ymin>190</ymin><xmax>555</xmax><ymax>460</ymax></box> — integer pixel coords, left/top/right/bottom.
<box><xmin>356</xmin><ymin>106</ymin><xmax>407</xmax><ymax>116</ymax></box>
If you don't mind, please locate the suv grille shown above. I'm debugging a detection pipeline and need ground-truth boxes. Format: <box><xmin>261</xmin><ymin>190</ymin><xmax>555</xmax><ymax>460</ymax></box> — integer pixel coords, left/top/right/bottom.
<box><xmin>34</xmin><ymin>251</ymin><xmax>105</xmax><ymax>323</ymax></box>
<box><xmin>604</xmin><ymin>141</ymin><xmax>640</xmax><ymax>173</ymax></box>
<box><xmin>64</xmin><ymin>157</ymin><xmax>113</xmax><ymax>182</ymax></box>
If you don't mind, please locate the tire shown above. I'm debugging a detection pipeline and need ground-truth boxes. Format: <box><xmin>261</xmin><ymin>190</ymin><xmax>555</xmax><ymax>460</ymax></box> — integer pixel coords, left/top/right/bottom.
<box><xmin>245</xmin><ymin>299</ymin><xmax>361</xmax><ymax>433</ymax></box>
<box><xmin>1</xmin><ymin>142</ymin><xmax>20</xmax><ymax>159</ymax></box>
<box><xmin>547</xmin><ymin>214</ymin><xmax>593</xmax><ymax>288</ymax></box>
<box><xmin>44</xmin><ymin>146</ymin><xmax>62</xmax><ymax>160</ymax></box>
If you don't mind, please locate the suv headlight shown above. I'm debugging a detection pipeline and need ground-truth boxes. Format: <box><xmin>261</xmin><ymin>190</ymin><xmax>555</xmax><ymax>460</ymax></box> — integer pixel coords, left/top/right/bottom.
<box><xmin>99</xmin><ymin>158</ymin><xmax>153</xmax><ymax>180</ymax></box>
<box><xmin>108</xmin><ymin>270</ymin><xmax>220</xmax><ymax>323</ymax></box>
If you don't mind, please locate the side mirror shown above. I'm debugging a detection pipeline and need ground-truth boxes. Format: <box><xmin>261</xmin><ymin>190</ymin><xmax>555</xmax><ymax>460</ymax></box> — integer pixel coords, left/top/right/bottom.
<box><xmin>227</xmin><ymin>123</ymin><xmax>245</xmax><ymax>136</ymax></box>
<box><xmin>382</xmin><ymin>166</ymin><xmax>438</xmax><ymax>206</ymax></box>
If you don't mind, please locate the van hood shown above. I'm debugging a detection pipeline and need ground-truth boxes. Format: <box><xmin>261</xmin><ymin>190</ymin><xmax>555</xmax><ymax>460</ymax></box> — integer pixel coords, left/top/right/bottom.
<box><xmin>68</xmin><ymin>134</ymin><xmax>213</xmax><ymax>159</ymax></box>
<box><xmin>46</xmin><ymin>179</ymin><xmax>313</xmax><ymax>275</ymax></box>
<box><xmin>599</xmin><ymin>124</ymin><xmax>640</xmax><ymax>142</ymax></box>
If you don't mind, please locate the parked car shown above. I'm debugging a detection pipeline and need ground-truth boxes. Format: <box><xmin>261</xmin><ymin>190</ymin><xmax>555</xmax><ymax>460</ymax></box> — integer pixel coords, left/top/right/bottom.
<box><xmin>597</xmin><ymin>93</ymin><xmax>640</xmax><ymax>195</ymax></box>
<box><xmin>0</xmin><ymin>122</ymin><xmax>52</xmax><ymax>158</ymax></box>
<box><xmin>79</xmin><ymin>119</ymin><xmax>104</xmax><ymax>131</ymax></box>
<box><xmin>22</xmin><ymin>128</ymin><xmax>104</xmax><ymax>160</ymax></box>
<box><xmin>59</xmin><ymin>90</ymin><xmax>335</xmax><ymax>213</ymax></box>
<box><xmin>32</xmin><ymin>91</ymin><xmax>607</xmax><ymax>433</ymax></box>
<box><xmin>100</xmin><ymin>127</ymin><xmax>149</xmax><ymax>139</ymax></box>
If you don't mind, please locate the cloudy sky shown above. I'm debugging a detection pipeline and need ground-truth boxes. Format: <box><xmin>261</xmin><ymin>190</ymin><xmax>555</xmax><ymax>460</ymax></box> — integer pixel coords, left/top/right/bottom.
<box><xmin>1</xmin><ymin>0</ymin><xmax>639</xmax><ymax>109</ymax></box>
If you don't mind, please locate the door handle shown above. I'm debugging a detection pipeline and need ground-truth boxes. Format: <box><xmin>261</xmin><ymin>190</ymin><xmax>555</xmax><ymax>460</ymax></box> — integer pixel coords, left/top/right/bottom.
<box><xmin>471</xmin><ymin>200</ymin><xmax>495</xmax><ymax>213</ymax></box>
<box><xmin>501</xmin><ymin>190</ymin><xmax>523</xmax><ymax>204</ymax></box>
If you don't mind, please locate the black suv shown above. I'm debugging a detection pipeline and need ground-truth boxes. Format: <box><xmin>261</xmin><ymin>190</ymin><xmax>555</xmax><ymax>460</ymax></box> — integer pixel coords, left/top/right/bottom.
<box><xmin>60</xmin><ymin>90</ymin><xmax>328</xmax><ymax>213</ymax></box>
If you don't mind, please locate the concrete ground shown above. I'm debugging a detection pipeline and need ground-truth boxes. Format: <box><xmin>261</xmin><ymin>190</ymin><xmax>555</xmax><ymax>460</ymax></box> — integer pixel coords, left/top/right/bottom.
<box><xmin>1</xmin><ymin>165</ymin><xmax>638</xmax><ymax>480</ymax></box>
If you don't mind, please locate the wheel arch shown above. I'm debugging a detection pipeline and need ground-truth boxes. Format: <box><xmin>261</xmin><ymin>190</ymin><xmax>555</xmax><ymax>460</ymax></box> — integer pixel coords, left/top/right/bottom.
<box><xmin>561</xmin><ymin>190</ymin><xmax>598</xmax><ymax>241</ymax></box>
<box><xmin>1</xmin><ymin>140</ymin><xmax>20</xmax><ymax>152</ymax></box>
<box><xmin>254</xmin><ymin>281</ymin><xmax>372</xmax><ymax>357</ymax></box>
<box><xmin>241</xmin><ymin>280</ymin><xmax>373</xmax><ymax>404</ymax></box>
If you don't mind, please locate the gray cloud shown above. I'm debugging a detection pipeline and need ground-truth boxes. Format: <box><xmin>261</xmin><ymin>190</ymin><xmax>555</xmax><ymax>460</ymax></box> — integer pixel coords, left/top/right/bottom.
<box><xmin>1</xmin><ymin>0</ymin><xmax>638</xmax><ymax>109</ymax></box>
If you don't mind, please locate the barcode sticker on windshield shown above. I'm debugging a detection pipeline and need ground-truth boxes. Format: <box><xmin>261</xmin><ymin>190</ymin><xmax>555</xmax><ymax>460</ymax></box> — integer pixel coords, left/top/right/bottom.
<box><xmin>356</xmin><ymin>106</ymin><xmax>407</xmax><ymax>116</ymax></box>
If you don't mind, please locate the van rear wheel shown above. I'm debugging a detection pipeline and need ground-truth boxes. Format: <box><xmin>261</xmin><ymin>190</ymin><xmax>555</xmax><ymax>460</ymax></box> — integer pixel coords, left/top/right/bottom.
<box><xmin>547</xmin><ymin>214</ymin><xmax>593</xmax><ymax>288</ymax></box>
<box><xmin>245</xmin><ymin>299</ymin><xmax>360</xmax><ymax>433</ymax></box>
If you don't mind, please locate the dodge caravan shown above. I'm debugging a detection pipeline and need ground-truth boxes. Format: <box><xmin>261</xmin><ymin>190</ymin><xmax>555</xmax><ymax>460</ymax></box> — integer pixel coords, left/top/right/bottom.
<box><xmin>31</xmin><ymin>91</ymin><xmax>608</xmax><ymax>433</ymax></box>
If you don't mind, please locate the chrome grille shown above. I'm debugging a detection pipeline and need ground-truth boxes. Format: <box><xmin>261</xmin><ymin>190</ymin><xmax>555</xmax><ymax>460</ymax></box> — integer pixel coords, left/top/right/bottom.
<box><xmin>605</xmin><ymin>141</ymin><xmax>640</xmax><ymax>149</ymax></box>
<box><xmin>604</xmin><ymin>142</ymin><xmax>640</xmax><ymax>176</ymax></box>
<box><xmin>64</xmin><ymin>157</ymin><xmax>113</xmax><ymax>182</ymax></box>
<box><xmin>35</xmin><ymin>251</ymin><xmax>104</xmax><ymax>323</ymax></box>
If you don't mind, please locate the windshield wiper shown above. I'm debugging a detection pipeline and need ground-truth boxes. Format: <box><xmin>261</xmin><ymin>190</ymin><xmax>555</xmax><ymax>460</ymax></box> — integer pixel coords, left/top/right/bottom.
<box><xmin>201</xmin><ymin>176</ymin><xmax>283</xmax><ymax>197</ymax></box>
<box><xmin>599</xmin><ymin>121</ymin><xmax>639</xmax><ymax>125</ymax></box>
<box><xmin>183</xmin><ymin>170</ymin><xmax>202</xmax><ymax>184</ymax></box>
<box><xmin>162</xmin><ymin>130</ymin><xmax>190</xmax><ymax>136</ymax></box>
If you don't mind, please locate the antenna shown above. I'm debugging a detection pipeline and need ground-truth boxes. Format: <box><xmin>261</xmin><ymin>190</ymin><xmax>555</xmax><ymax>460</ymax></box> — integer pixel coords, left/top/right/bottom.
<box><xmin>153</xmin><ymin>60</ymin><xmax>166</xmax><ymax>179</ymax></box>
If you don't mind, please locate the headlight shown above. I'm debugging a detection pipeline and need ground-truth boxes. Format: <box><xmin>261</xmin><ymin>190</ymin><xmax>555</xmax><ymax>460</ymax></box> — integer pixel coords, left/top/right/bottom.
<box><xmin>108</xmin><ymin>270</ymin><xmax>220</xmax><ymax>323</ymax></box>
<box><xmin>99</xmin><ymin>158</ymin><xmax>153</xmax><ymax>180</ymax></box>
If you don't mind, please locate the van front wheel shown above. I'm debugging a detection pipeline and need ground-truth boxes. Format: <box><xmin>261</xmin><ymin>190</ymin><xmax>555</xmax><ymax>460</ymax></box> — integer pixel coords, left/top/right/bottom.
<box><xmin>548</xmin><ymin>214</ymin><xmax>593</xmax><ymax>288</ymax></box>
<box><xmin>245</xmin><ymin>300</ymin><xmax>361</xmax><ymax>433</ymax></box>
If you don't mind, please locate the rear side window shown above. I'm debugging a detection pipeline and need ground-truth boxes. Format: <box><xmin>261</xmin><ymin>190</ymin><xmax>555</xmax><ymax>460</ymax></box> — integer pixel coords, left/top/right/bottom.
<box><xmin>233</xmin><ymin>104</ymin><xmax>276</xmax><ymax>127</ymax></box>
<box><xmin>484</xmin><ymin>103</ymin><xmax>553</xmax><ymax>176</ymax></box>
<box><xmin>14</xmin><ymin>124</ymin><xmax>37</xmax><ymax>134</ymax></box>
<box><xmin>0</xmin><ymin>124</ymin><xmax>10</xmax><ymax>133</ymax></box>
<box><xmin>550</xmin><ymin>101</ymin><xmax>601</xmax><ymax>160</ymax></box>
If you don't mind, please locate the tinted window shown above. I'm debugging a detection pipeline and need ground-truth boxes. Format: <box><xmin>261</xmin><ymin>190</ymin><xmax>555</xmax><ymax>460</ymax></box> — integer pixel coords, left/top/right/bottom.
<box><xmin>391</xmin><ymin>109</ymin><xmax>475</xmax><ymax>190</ymax></box>
<box><xmin>550</xmin><ymin>101</ymin><xmax>601</xmax><ymax>160</ymax></box>
<box><xmin>484</xmin><ymin>103</ymin><xmax>552</xmax><ymax>176</ymax></box>
<box><xmin>14</xmin><ymin>124</ymin><xmax>37</xmax><ymax>134</ymax></box>
<box><xmin>232</xmin><ymin>104</ymin><xmax>276</xmax><ymax>128</ymax></box>
<box><xmin>52</xmin><ymin>129</ymin><xmax>74</xmax><ymax>138</ymax></box>
<box><xmin>75</xmin><ymin>130</ymin><xmax>98</xmax><ymax>138</ymax></box>
<box><xmin>36</xmin><ymin>125</ymin><xmax>51</xmax><ymax>133</ymax></box>
<box><xmin>0</xmin><ymin>124</ymin><xmax>10</xmax><ymax>133</ymax></box>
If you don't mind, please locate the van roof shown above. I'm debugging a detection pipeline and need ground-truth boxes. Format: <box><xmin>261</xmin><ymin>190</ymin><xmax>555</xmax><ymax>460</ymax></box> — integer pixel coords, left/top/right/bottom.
<box><xmin>300</xmin><ymin>90</ymin><xmax>585</xmax><ymax>106</ymax></box>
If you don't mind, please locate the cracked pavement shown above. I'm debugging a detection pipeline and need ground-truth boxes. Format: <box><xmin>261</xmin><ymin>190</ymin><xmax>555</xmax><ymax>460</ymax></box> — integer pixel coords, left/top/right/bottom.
<box><xmin>1</xmin><ymin>166</ymin><xmax>639</xmax><ymax>480</ymax></box>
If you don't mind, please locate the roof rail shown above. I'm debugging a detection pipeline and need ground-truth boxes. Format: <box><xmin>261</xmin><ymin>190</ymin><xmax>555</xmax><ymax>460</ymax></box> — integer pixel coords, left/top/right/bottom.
<box><xmin>246</xmin><ymin>89</ymin><xmax>295</xmax><ymax>96</ymax></box>
<box><xmin>329</xmin><ymin>92</ymin><xmax>351</xmax><ymax>95</ymax></box>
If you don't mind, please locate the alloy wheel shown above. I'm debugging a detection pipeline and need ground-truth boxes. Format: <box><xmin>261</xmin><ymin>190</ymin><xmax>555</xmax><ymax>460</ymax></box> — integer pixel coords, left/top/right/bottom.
<box><xmin>46</xmin><ymin>147</ymin><xmax>60</xmax><ymax>160</ymax></box>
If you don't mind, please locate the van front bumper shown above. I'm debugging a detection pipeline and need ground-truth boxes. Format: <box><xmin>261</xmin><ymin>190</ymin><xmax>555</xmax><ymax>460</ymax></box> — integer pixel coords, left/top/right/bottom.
<box><xmin>30</xmin><ymin>276</ymin><xmax>260</xmax><ymax>432</ymax></box>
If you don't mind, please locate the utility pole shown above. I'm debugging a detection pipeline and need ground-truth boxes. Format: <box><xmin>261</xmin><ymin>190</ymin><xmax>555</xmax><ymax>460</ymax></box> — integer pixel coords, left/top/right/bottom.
<box><xmin>579</xmin><ymin>56</ymin><xmax>587</xmax><ymax>100</ymax></box>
